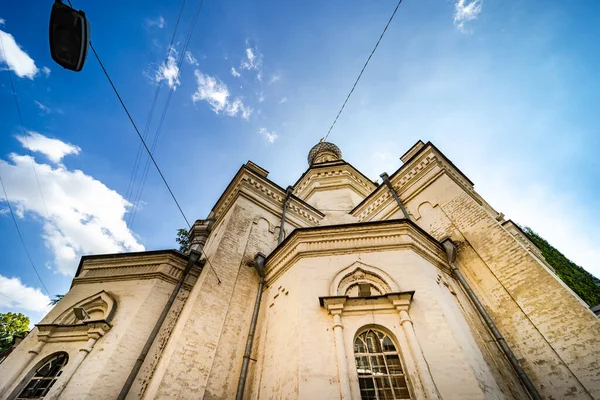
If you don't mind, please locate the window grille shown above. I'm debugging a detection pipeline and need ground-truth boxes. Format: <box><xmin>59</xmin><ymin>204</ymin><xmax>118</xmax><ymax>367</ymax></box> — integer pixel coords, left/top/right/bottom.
<box><xmin>15</xmin><ymin>352</ymin><xmax>68</xmax><ymax>399</ymax></box>
<box><xmin>354</xmin><ymin>330</ymin><xmax>410</xmax><ymax>399</ymax></box>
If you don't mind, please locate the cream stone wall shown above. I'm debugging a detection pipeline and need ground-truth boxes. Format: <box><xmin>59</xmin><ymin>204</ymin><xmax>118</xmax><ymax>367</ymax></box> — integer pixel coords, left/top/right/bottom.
<box><xmin>0</xmin><ymin>252</ymin><xmax>192</xmax><ymax>400</ymax></box>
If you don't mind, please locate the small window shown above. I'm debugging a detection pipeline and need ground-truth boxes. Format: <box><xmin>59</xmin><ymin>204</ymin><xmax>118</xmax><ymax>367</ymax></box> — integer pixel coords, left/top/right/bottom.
<box><xmin>15</xmin><ymin>352</ymin><xmax>68</xmax><ymax>399</ymax></box>
<box><xmin>354</xmin><ymin>330</ymin><xmax>410</xmax><ymax>399</ymax></box>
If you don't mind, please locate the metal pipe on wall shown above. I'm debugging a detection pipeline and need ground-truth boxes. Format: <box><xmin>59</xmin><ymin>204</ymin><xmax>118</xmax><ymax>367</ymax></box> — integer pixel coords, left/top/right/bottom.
<box><xmin>236</xmin><ymin>253</ymin><xmax>266</xmax><ymax>400</ymax></box>
<box><xmin>380</xmin><ymin>172</ymin><xmax>410</xmax><ymax>219</ymax></box>
<box><xmin>441</xmin><ymin>238</ymin><xmax>542</xmax><ymax>400</ymax></box>
<box><xmin>278</xmin><ymin>186</ymin><xmax>293</xmax><ymax>244</ymax></box>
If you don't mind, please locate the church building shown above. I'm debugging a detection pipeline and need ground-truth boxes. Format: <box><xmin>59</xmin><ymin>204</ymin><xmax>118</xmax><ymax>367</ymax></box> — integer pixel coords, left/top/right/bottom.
<box><xmin>1</xmin><ymin>140</ymin><xmax>599</xmax><ymax>400</ymax></box>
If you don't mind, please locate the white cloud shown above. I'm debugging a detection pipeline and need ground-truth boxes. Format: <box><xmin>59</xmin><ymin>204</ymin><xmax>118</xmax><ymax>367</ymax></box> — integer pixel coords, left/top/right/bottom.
<box><xmin>240</xmin><ymin>46</ymin><xmax>263</xmax><ymax>80</ymax></box>
<box><xmin>0</xmin><ymin>18</ymin><xmax>5</xmax><ymax>26</ymax></box>
<box><xmin>146</xmin><ymin>16</ymin><xmax>165</xmax><ymax>29</ymax></box>
<box><xmin>41</xmin><ymin>66</ymin><xmax>51</xmax><ymax>77</ymax></box>
<box><xmin>258</xmin><ymin>93</ymin><xmax>265</xmax><ymax>103</ymax></box>
<box><xmin>34</xmin><ymin>101</ymin><xmax>51</xmax><ymax>114</ymax></box>
<box><xmin>0</xmin><ymin>276</ymin><xmax>51</xmax><ymax>313</ymax></box>
<box><xmin>154</xmin><ymin>48</ymin><xmax>180</xmax><ymax>89</ymax></box>
<box><xmin>192</xmin><ymin>71</ymin><xmax>252</xmax><ymax>119</ymax></box>
<box><xmin>269</xmin><ymin>74</ymin><xmax>281</xmax><ymax>85</ymax></box>
<box><xmin>454</xmin><ymin>0</ymin><xmax>482</xmax><ymax>32</ymax></box>
<box><xmin>231</xmin><ymin>67</ymin><xmax>241</xmax><ymax>77</ymax></box>
<box><xmin>279</xmin><ymin>97</ymin><xmax>288</xmax><ymax>104</ymax></box>
<box><xmin>16</xmin><ymin>131</ymin><xmax>80</xmax><ymax>164</ymax></box>
<box><xmin>0</xmin><ymin>29</ymin><xmax>38</xmax><ymax>79</ymax></box>
<box><xmin>0</xmin><ymin>137</ymin><xmax>144</xmax><ymax>275</ymax></box>
<box><xmin>259</xmin><ymin>128</ymin><xmax>278</xmax><ymax>144</ymax></box>
<box><xmin>185</xmin><ymin>51</ymin><xmax>198</xmax><ymax>66</ymax></box>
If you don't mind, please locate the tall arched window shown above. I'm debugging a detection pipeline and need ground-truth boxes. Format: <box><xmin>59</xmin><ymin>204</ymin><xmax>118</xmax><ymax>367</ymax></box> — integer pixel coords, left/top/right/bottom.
<box><xmin>14</xmin><ymin>352</ymin><xmax>68</xmax><ymax>399</ymax></box>
<box><xmin>354</xmin><ymin>330</ymin><xmax>410</xmax><ymax>400</ymax></box>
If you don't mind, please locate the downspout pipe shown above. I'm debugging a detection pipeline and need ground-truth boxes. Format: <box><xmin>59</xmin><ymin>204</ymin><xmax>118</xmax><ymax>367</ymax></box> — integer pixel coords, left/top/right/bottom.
<box><xmin>380</xmin><ymin>172</ymin><xmax>410</xmax><ymax>219</ymax></box>
<box><xmin>117</xmin><ymin>219</ymin><xmax>212</xmax><ymax>400</ymax></box>
<box><xmin>236</xmin><ymin>252</ymin><xmax>266</xmax><ymax>400</ymax></box>
<box><xmin>278</xmin><ymin>186</ymin><xmax>293</xmax><ymax>244</ymax></box>
<box><xmin>441</xmin><ymin>238</ymin><xmax>542</xmax><ymax>400</ymax></box>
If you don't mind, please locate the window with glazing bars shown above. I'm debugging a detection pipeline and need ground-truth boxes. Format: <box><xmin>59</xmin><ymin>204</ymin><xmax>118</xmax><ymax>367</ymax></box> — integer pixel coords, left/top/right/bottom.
<box><xmin>15</xmin><ymin>352</ymin><xmax>68</xmax><ymax>399</ymax></box>
<box><xmin>354</xmin><ymin>330</ymin><xmax>410</xmax><ymax>400</ymax></box>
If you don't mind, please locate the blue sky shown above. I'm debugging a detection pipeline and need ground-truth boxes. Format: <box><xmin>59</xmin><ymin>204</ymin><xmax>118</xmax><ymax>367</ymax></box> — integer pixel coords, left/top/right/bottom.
<box><xmin>1</xmin><ymin>0</ymin><xmax>599</xmax><ymax>322</ymax></box>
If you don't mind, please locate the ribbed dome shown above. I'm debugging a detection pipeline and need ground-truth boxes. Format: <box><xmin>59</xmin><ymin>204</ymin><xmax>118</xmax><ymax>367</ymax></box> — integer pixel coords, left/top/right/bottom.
<box><xmin>307</xmin><ymin>142</ymin><xmax>342</xmax><ymax>166</ymax></box>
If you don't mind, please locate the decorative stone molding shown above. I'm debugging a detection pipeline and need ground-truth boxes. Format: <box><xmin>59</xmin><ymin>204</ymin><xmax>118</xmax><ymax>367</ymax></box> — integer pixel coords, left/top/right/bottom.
<box><xmin>293</xmin><ymin>162</ymin><xmax>377</xmax><ymax>202</ymax></box>
<box><xmin>73</xmin><ymin>252</ymin><xmax>198</xmax><ymax>288</ymax></box>
<box><xmin>212</xmin><ymin>164</ymin><xmax>324</xmax><ymax>228</ymax></box>
<box><xmin>330</xmin><ymin>261</ymin><xmax>399</xmax><ymax>296</ymax></box>
<box><xmin>265</xmin><ymin>220</ymin><xmax>450</xmax><ymax>286</ymax></box>
<box><xmin>320</xmin><ymin>292</ymin><xmax>414</xmax><ymax>315</ymax></box>
<box><xmin>351</xmin><ymin>143</ymin><xmax>480</xmax><ymax>223</ymax></box>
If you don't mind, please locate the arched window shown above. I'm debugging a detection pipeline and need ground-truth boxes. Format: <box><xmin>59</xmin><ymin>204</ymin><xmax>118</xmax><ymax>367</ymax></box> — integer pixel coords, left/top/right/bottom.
<box><xmin>354</xmin><ymin>330</ymin><xmax>410</xmax><ymax>400</ymax></box>
<box><xmin>14</xmin><ymin>352</ymin><xmax>68</xmax><ymax>399</ymax></box>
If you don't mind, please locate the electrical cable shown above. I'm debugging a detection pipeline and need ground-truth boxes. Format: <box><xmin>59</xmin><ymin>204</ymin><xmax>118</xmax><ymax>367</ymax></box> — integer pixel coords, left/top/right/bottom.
<box><xmin>128</xmin><ymin>0</ymin><xmax>204</xmax><ymax>228</ymax></box>
<box><xmin>125</xmin><ymin>0</ymin><xmax>188</xmax><ymax>226</ymax></box>
<box><xmin>0</xmin><ymin>175</ymin><xmax>51</xmax><ymax>296</ymax></box>
<box><xmin>323</xmin><ymin>0</ymin><xmax>404</xmax><ymax>142</ymax></box>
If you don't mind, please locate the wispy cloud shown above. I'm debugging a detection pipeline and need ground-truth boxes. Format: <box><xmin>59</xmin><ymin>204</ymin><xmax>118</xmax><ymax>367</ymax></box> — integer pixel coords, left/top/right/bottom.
<box><xmin>231</xmin><ymin>67</ymin><xmax>241</xmax><ymax>77</ymax></box>
<box><xmin>41</xmin><ymin>66</ymin><xmax>51</xmax><ymax>77</ymax></box>
<box><xmin>0</xmin><ymin>18</ymin><xmax>5</xmax><ymax>26</ymax></box>
<box><xmin>154</xmin><ymin>48</ymin><xmax>180</xmax><ymax>89</ymax></box>
<box><xmin>259</xmin><ymin>128</ymin><xmax>278</xmax><ymax>144</ymax></box>
<box><xmin>269</xmin><ymin>74</ymin><xmax>281</xmax><ymax>85</ymax></box>
<box><xmin>0</xmin><ymin>134</ymin><xmax>144</xmax><ymax>275</ymax></box>
<box><xmin>185</xmin><ymin>51</ymin><xmax>198</xmax><ymax>66</ymax></box>
<box><xmin>279</xmin><ymin>97</ymin><xmax>288</xmax><ymax>104</ymax></box>
<box><xmin>240</xmin><ymin>46</ymin><xmax>263</xmax><ymax>80</ymax></box>
<box><xmin>16</xmin><ymin>131</ymin><xmax>80</xmax><ymax>165</ymax></box>
<box><xmin>454</xmin><ymin>0</ymin><xmax>482</xmax><ymax>32</ymax></box>
<box><xmin>34</xmin><ymin>100</ymin><xmax>51</xmax><ymax>114</ymax></box>
<box><xmin>258</xmin><ymin>92</ymin><xmax>265</xmax><ymax>103</ymax></box>
<box><xmin>192</xmin><ymin>71</ymin><xmax>251</xmax><ymax>119</ymax></box>
<box><xmin>146</xmin><ymin>16</ymin><xmax>165</xmax><ymax>29</ymax></box>
<box><xmin>0</xmin><ymin>276</ymin><xmax>51</xmax><ymax>313</ymax></box>
<box><xmin>0</xmin><ymin>29</ymin><xmax>38</xmax><ymax>79</ymax></box>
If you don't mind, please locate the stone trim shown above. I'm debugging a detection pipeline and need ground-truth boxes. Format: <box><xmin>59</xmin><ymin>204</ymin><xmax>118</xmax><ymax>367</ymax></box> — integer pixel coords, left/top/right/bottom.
<box><xmin>293</xmin><ymin>163</ymin><xmax>376</xmax><ymax>201</ymax></box>
<box><xmin>265</xmin><ymin>220</ymin><xmax>450</xmax><ymax>286</ymax></box>
<box><xmin>212</xmin><ymin>164</ymin><xmax>324</xmax><ymax>228</ymax></box>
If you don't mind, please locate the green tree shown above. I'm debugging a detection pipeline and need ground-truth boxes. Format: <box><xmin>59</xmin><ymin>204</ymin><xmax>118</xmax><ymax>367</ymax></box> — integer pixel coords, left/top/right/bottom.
<box><xmin>522</xmin><ymin>226</ymin><xmax>600</xmax><ymax>306</ymax></box>
<box><xmin>176</xmin><ymin>228</ymin><xmax>190</xmax><ymax>253</ymax></box>
<box><xmin>0</xmin><ymin>312</ymin><xmax>30</xmax><ymax>350</ymax></box>
<box><xmin>49</xmin><ymin>294</ymin><xmax>65</xmax><ymax>306</ymax></box>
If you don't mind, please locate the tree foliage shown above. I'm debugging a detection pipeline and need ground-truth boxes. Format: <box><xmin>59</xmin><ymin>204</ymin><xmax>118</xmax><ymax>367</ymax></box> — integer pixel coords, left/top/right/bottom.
<box><xmin>522</xmin><ymin>226</ymin><xmax>600</xmax><ymax>307</ymax></box>
<box><xmin>176</xmin><ymin>228</ymin><xmax>190</xmax><ymax>253</ymax></box>
<box><xmin>50</xmin><ymin>294</ymin><xmax>65</xmax><ymax>306</ymax></box>
<box><xmin>0</xmin><ymin>312</ymin><xmax>30</xmax><ymax>350</ymax></box>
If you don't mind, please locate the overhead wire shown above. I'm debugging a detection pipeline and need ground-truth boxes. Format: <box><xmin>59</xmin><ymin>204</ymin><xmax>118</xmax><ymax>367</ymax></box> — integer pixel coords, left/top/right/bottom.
<box><xmin>67</xmin><ymin>0</ymin><xmax>222</xmax><ymax>284</ymax></box>
<box><xmin>124</xmin><ymin>0</ymin><xmax>188</xmax><ymax>227</ymax></box>
<box><xmin>0</xmin><ymin>175</ymin><xmax>51</xmax><ymax>296</ymax></box>
<box><xmin>128</xmin><ymin>0</ymin><xmax>205</xmax><ymax>228</ymax></box>
<box><xmin>323</xmin><ymin>0</ymin><xmax>404</xmax><ymax>142</ymax></box>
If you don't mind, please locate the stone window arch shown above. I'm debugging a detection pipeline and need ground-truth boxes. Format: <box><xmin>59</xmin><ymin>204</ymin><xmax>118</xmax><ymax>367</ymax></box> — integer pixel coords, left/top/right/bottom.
<box><xmin>330</xmin><ymin>261</ymin><xmax>400</xmax><ymax>297</ymax></box>
<box><xmin>11</xmin><ymin>352</ymin><xmax>69</xmax><ymax>399</ymax></box>
<box><xmin>354</xmin><ymin>328</ymin><xmax>410</xmax><ymax>399</ymax></box>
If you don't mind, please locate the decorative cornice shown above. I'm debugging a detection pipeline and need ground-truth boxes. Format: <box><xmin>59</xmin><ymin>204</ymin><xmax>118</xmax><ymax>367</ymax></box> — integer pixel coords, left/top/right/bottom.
<box><xmin>320</xmin><ymin>292</ymin><xmax>415</xmax><ymax>315</ymax></box>
<box><xmin>265</xmin><ymin>220</ymin><xmax>450</xmax><ymax>286</ymax></box>
<box><xmin>351</xmin><ymin>143</ymin><xmax>477</xmax><ymax>222</ymax></box>
<box><xmin>72</xmin><ymin>253</ymin><xmax>198</xmax><ymax>289</ymax></box>
<box><xmin>212</xmin><ymin>164</ymin><xmax>324</xmax><ymax>228</ymax></box>
<box><xmin>293</xmin><ymin>163</ymin><xmax>377</xmax><ymax>202</ymax></box>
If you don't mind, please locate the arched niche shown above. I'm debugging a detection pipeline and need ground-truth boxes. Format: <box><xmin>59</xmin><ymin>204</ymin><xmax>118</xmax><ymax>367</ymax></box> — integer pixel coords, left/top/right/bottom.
<box><xmin>330</xmin><ymin>261</ymin><xmax>400</xmax><ymax>297</ymax></box>
<box><xmin>53</xmin><ymin>291</ymin><xmax>117</xmax><ymax>326</ymax></box>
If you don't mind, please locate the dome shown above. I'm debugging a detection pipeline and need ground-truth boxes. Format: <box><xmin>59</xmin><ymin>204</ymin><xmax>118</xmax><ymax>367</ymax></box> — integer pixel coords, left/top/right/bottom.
<box><xmin>307</xmin><ymin>141</ymin><xmax>342</xmax><ymax>166</ymax></box>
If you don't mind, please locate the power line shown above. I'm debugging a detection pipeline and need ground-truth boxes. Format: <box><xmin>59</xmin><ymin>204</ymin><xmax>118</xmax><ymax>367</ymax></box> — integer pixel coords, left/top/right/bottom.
<box><xmin>323</xmin><ymin>0</ymin><xmax>404</xmax><ymax>142</ymax></box>
<box><xmin>129</xmin><ymin>0</ymin><xmax>205</xmax><ymax>228</ymax></box>
<box><xmin>125</xmin><ymin>0</ymin><xmax>188</xmax><ymax>226</ymax></box>
<box><xmin>0</xmin><ymin>35</ymin><xmax>68</xmax><ymax>266</ymax></box>
<box><xmin>87</xmin><ymin>23</ymin><xmax>221</xmax><ymax>284</ymax></box>
<box><xmin>0</xmin><ymin>175</ymin><xmax>51</xmax><ymax>296</ymax></box>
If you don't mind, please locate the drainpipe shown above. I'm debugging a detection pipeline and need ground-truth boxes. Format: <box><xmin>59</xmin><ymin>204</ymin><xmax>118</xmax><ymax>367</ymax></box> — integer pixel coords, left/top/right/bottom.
<box><xmin>380</xmin><ymin>172</ymin><xmax>410</xmax><ymax>219</ymax></box>
<box><xmin>236</xmin><ymin>253</ymin><xmax>266</xmax><ymax>400</ymax></box>
<box><xmin>278</xmin><ymin>186</ymin><xmax>293</xmax><ymax>244</ymax></box>
<box><xmin>441</xmin><ymin>238</ymin><xmax>542</xmax><ymax>400</ymax></box>
<box><xmin>117</xmin><ymin>220</ymin><xmax>211</xmax><ymax>400</ymax></box>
